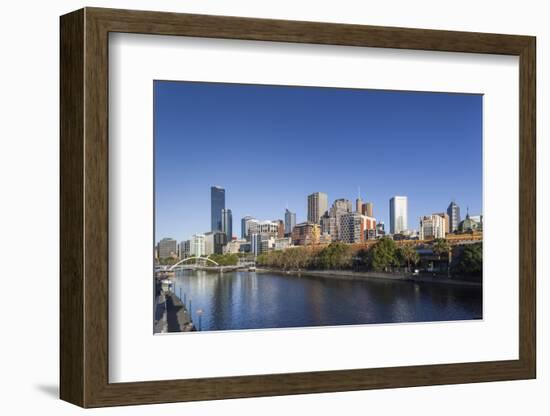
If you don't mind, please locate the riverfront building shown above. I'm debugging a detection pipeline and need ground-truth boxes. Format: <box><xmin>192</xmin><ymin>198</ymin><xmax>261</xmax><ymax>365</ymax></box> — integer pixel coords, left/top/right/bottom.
<box><xmin>419</xmin><ymin>214</ymin><xmax>447</xmax><ymax>240</ymax></box>
<box><xmin>210</xmin><ymin>186</ymin><xmax>225</xmax><ymax>232</ymax></box>
<box><xmin>447</xmin><ymin>201</ymin><xmax>461</xmax><ymax>233</ymax></box>
<box><xmin>291</xmin><ymin>222</ymin><xmax>320</xmax><ymax>246</ymax></box>
<box><xmin>284</xmin><ymin>208</ymin><xmax>296</xmax><ymax>235</ymax></box>
<box><xmin>389</xmin><ymin>196</ymin><xmax>408</xmax><ymax>235</ymax></box>
<box><xmin>221</xmin><ymin>208</ymin><xmax>233</xmax><ymax>240</ymax></box>
<box><xmin>274</xmin><ymin>237</ymin><xmax>292</xmax><ymax>250</ymax></box>
<box><xmin>157</xmin><ymin>238</ymin><xmax>177</xmax><ymax>259</ymax></box>
<box><xmin>307</xmin><ymin>192</ymin><xmax>328</xmax><ymax>224</ymax></box>
<box><xmin>190</xmin><ymin>234</ymin><xmax>206</xmax><ymax>257</ymax></box>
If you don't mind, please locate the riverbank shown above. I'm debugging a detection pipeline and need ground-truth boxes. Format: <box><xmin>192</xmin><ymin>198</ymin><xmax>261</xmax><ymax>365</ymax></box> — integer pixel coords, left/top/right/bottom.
<box><xmin>154</xmin><ymin>291</ymin><xmax>195</xmax><ymax>333</ymax></box>
<box><xmin>255</xmin><ymin>268</ymin><xmax>481</xmax><ymax>287</ymax></box>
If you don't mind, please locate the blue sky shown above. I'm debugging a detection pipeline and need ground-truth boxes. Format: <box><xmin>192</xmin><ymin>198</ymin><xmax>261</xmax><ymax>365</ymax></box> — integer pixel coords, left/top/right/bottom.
<box><xmin>154</xmin><ymin>81</ymin><xmax>482</xmax><ymax>242</ymax></box>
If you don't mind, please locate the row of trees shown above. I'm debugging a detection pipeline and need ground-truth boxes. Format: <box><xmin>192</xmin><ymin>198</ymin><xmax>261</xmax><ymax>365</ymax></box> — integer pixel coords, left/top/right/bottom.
<box><xmin>256</xmin><ymin>238</ymin><xmax>482</xmax><ymax>277</ymax></box>
<box><xmin>208</xmin><ymin>253</ymin><xmax>240</xmax><ymax>266</ymax></box>
<box><xmin>256</xmin><ymin>238</ymin><xmax>424</xmax><ymax>272</ymax></box>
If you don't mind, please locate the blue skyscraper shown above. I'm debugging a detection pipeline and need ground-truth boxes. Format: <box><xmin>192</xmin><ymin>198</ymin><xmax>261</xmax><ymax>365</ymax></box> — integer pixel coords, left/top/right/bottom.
<box><xmin>211</xmin><ymin>186</ymin><xmax>225</xmax><ymax>232</ymax></box>
<box><xmin>284</xmin><ymin>208</ymin><xmax>296</xmax><ymax>235</ymax></box>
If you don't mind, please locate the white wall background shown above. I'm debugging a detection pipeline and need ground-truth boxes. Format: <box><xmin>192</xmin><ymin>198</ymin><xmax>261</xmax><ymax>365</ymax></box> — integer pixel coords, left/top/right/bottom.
<box><xmin>0</xmin><ymin>0</ymin><xmax>546</xmax><ymax>414</ymax></box>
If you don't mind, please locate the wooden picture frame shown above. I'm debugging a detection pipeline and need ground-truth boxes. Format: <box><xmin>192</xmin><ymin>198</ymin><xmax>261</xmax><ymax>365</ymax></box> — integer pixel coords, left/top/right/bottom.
<box><xmin>60</xmin><ymin>7</ymin><xmax>536</xmax><ymax>408</ymax></box>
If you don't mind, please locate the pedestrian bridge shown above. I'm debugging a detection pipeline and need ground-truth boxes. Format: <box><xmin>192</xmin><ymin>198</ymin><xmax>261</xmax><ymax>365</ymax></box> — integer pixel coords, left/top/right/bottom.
<box><xmin>155</xmin><ymin>256</ymin><xmax>256</xmax><ymax>273</ymax></box>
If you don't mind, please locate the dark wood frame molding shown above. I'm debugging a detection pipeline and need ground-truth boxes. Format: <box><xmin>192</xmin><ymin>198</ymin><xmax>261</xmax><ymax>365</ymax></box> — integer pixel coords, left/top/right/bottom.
<box><xmin>60</xmin><ymin>7</ymin><xmax>536</xmax><ymax>408</ymax></box>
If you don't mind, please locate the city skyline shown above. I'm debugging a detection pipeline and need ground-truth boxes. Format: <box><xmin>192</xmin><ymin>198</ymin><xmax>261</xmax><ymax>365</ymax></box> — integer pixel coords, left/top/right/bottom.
<box><xmin>154</xmin><ymin>81</ymin><xmax>482</xmax><ymax>241</ymax></box>
<box><xmin>156</xmin><ymin>185</ymin><xmax>477</xmax><ymax>243</ymax></box>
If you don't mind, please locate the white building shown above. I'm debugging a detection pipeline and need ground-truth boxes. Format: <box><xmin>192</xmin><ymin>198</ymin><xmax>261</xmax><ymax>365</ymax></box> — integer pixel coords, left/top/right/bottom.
<box><xmin>224</xmin><ymin>239</ymin><xmax>247</xmax><ymax>254</ymax></box>
<box><xmin>190</xmin><ymin>234</ymin><xmax>206</xmax><ymax>257</ymax></box>
<box><xmin>419</xmin><ymin>214</ymin><xmax>446</xmax><ymax>240</ymax></box>
<box><xmin>247</xmin><ymin>220</ymin><xmax>280</xmax><ymax>238</ymax></box>
<box><xmin>389</xmin><ymin>196</ymin><xmax>408</xmax><ymax>234</ymax></box>
<box><xmin>274</xmin><ymin>237</ymin><xmax>292</xmax><ymax>251</ymax></box>
<box><xmin>204</xmin><ymin>232</ymin><xmax>215</xmax><ymax>256</ymax></box>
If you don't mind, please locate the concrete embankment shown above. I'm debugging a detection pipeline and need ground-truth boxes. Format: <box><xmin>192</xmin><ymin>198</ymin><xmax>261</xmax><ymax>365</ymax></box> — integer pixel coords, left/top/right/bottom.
<box><xmin>154</xmin><ymin>291</ymin><xmax>195</xmax><ymax>333</ymax></box>
<box><xmin>255</xmin><ymin>268</ymin><xmax>481</xmax><ymax>287</ymax></box>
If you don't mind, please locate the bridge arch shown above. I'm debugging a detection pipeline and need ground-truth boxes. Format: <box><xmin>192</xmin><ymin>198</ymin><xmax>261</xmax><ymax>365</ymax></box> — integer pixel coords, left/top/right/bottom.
<box><xmin>169</xmin><ymin>256</ymin><xmax>220</xmax><ymax>270</ymax></box>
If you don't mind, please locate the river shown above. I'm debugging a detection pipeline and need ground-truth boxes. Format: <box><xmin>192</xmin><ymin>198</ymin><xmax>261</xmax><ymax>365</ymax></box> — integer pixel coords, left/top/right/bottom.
<box><xmin>172</xmin><ymin>270</ymin><xmax>482</xmax><ymax>331</ymax></box>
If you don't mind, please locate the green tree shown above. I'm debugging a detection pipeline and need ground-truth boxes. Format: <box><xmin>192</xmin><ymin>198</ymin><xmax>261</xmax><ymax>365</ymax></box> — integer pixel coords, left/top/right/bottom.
<box><xmin>453</xmin><ymin>243</ymin><xmax>482</xmax><ymax>277</ymax></box>
<box><xmin>397</xmin><ymin>244</ymin><xmax>419</xmax><ymax>272</ymax></box>
<box><xmin>369</xmin><ymin>237</ymin><xmax>398</xmax><ymax>272</ymax></box>
<box><xmin>158</xmin><ymin>257</ymin><xmax>179</xmax><ymax>265</ymax></box>
<box><xmin>317</xmin><ymin>242</ymin><xmax>351</xmax><ymax>270</ymax></box>
<box><xmin>432</xmin><ymin>238</ymin><xmax>452</xmax><ymax>275</ymax></box>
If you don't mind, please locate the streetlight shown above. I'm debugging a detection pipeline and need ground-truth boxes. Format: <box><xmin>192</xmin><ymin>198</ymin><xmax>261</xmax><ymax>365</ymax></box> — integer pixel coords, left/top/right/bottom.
<box><xmin>196</xmin><ymin>309</ymin><xmax>203</xmax><ymax>331</ymax></box>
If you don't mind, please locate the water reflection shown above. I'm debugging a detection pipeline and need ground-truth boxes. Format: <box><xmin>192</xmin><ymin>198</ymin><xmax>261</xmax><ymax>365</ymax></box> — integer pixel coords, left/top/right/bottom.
<box><xmin>173</xmin><ymin>270</ymin><xmax>482</xmax><ymax>332</ymax></box>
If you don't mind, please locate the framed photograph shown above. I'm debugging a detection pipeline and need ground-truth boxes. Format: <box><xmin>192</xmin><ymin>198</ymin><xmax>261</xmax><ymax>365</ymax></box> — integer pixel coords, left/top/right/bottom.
<box><xmin>60</xmin><ymin>7</ymin><xmax>536</xmax><ymax>407</ymax></box>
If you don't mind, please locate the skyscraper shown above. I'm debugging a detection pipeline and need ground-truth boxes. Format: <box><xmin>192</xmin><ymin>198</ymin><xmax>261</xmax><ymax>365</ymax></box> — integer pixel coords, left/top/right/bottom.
<box><xmin>356</xmin><ymin>196</ymin><xmax>363</xmax><ymax>213</ymax></box>
<box><xmin>389</xmin><ymin>196</ymin><xmax>408</xmax><ymax>234</ymax></box>
<box><xmin>447</xmin><ymin>201</ymin><xmax>461</xmax><ymax>233</ymax></box>
<box><xmin>221</xmin><ymin>208</ymin><xmax>233</xmax><ymax>240</ymax></box>
<box><xmin>307</xmin><ymin>192</ymin><xmax>328</xmax><ymax>224</ymax></box>
<box><xmin>210</xmin><ymin>186</ymin><xmax>225</xmax><ymax>232</ymax></box>
<box><xmin>190</xmin><ymin>234</ymin><xmax>205</xmax><ymax>257</ymax></box>
<box><xmin>363</xmin><ymin>202</ymin><xmax>374</xmax><ymax>218</ymax></box>
<box><xmin>284</xmin><ymin>208</ymin><xmax>296</xmax><ymax>235</ymax></box>
<box><xmin>241</xmin><ymin>215</ymin><xmax>255</xmax><ymax>239</ymax></box>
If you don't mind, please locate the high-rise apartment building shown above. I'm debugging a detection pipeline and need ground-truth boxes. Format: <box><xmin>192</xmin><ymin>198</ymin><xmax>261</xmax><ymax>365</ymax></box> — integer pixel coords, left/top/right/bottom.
<box><xmin>447</xmin><ymin>201</ymin><xmax>461</xmax><ymax>233</ymax></box>
<box><xmin>190</xmin><ymin>234</ymin><xmax>206</xmax><ymax>257</ymax></box>
<box><xmin>221</xmin><ymin>208</ymin><xmax>233</xmax><ymax>240</ymax></box>
<box><xmin>284</xmin><ymin>209</ymin><xmax>296</xmax><ymax>235</ymax></box>
<box><xmin>339</xmin><ymin>213</ymin><xmax>377</xmax><ymax>244</ymax></box>
<box><xmin>275</xmin><ymin>219</ymin><xmax>285</xmax><ymax>238</ymax></box>
<box><xmin>178</xmin><ymin>240</ymin><xmax>190</xmax><ymax>258</ymax></box>
<box><xmin>241</xmin><ymin>215</ymin><xmax>255</xmax><ymax>239</ymax></box>
<box><xmin>210</xmin><ymin>186</ymin><xmax>225</xmax><ymax>232</ymax></box>
<box><xmin>307</xmin><ymin>192</ymin><xmax>328</xmax><ymax>224</ymax></box>
<box><xmin>389</xmin><ymin>196</ymin><xmax>408</xmax><ymax>234</ymax></box>
<box><xmin>157</xmin><ymin>238</ymin><xmax>177</xmax><ymax>259</ymax></box>
<box><xmin>321</xmin><ymin>198</ymin><xmax>352</xmax><ymax>240</ymax></box>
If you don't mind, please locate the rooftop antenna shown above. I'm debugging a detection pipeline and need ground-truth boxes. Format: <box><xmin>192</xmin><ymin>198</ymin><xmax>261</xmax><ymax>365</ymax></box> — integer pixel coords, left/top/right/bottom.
<box><xmin>357</xmin><ymin>186</ymin><xmax>361</xmax><ymax>199</ymax></box>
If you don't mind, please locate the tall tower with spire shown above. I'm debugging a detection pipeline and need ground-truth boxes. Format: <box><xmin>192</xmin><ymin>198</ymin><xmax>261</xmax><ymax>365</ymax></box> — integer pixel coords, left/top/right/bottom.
<box><xmin>355</xmin><ymin>186</ymin><xmax>363</xmax><ymax>213</ymax></box>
